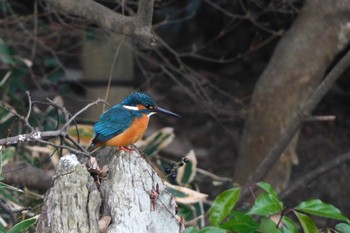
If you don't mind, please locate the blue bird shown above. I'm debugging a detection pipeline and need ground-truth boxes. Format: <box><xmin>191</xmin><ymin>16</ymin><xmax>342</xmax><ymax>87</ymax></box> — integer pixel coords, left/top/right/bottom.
<box><xmin>91</xmin><ymin>92</ymin><xmax>179</xmax><ymax>151</ymax></box>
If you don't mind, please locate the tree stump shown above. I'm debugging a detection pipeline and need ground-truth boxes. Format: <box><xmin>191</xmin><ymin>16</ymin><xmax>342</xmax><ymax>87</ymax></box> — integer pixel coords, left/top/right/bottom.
<box><xmin>36</xmin><ymin>149</ymin><xmax>181</xmax><ymax>233</ymax></box>
<box><xmin>36</xmin><ymin>155</ymin><xmax>101</xmax><ymax>233</ymax></box>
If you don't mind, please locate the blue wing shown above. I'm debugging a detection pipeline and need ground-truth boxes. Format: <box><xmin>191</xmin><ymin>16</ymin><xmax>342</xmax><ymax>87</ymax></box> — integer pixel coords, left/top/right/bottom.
<box><xmin>92</xmin><ymin>105</ymin><xmax>141</xmax><ymax>144</ymax></box>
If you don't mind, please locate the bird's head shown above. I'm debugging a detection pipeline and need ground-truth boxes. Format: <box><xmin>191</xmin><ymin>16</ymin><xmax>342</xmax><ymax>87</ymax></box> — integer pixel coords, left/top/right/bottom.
<box><xmin>121</xmin><ymin>92</ymin><xmax>180</xmax><ymax>117</ymax></box>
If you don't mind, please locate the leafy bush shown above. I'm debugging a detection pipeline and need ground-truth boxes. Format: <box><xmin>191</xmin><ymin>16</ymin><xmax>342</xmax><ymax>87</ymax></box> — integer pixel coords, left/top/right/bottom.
<box><xmin>183</xmin><ymin>182</ymin><xmax>350</xmax><ymax>233</ymax></box>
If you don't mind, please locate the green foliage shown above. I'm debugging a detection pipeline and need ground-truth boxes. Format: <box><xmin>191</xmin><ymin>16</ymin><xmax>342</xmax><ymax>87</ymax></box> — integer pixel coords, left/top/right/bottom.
<box><xmin>143</xmin><ymin>132</ymin><xmax>348</xmax><ymax>233</ymax></box>
<box><xmin>176</xmin><ymin>150</ymin><xmax>197</xmax><ymax>185</ymax></box>
<box><xmin>294</xmin><ymin>211</ymin><xmax>317</xmax><ymax>233</ymax></box>
<box><xmin>139</xmin><ymin>127</ymin><xmax>175</xmax><ymax>157</ymax></box>
<box><xmin>183</xmin><ymin>182</ymin><xmax>349</xmax><ymax>233</ymax></box>
<box><xmin>280</xmin><ymin>216</ymin><xmax>298</xmax><ymax>233</ymax></box>
<box><xmin>220</xmin><ymin>211</ymin><xmax>258</xmax><ymax>233</ymax></box>
<box><xmin>258</xmin><ymin>217</ymin><xmax>280</xmax><ymax>233</ymax></box>
<box><xmin>8</xmin><ymin>215</ymin><xmax>38</xmax><ymax>233</ymax></box>
<box><xmin>197</xmin><ymin>226</ymin><xmax>227</xmax><ymax>233</ymax></box>
<box><xmin>209</xmin><ymin>188</ymin><xmax>240</xmax><ymax>226</ymax></box>
<box><xmin>295</xmin><ymin>199</ymin><xmax>348</xmax><ymax>221</ymax></box>
<box><xmin>336</xmin><ymin>223</ymin><xmax>350</xmax><ymax>233</ymax></box>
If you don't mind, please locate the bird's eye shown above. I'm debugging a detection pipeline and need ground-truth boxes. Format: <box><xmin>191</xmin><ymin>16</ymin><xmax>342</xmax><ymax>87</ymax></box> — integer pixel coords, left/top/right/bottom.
<box><xmin>146</xmin><ymin>105</ymin><xmax>155</xmax><ymax>110</ymax></box>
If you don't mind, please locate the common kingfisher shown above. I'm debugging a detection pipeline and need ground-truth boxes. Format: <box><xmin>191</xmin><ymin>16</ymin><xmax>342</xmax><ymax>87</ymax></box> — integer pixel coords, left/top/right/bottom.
<box><xmin>90</xmin><ymin>92</ymin><xmax>180</xmax><ymax>151</ymax></box>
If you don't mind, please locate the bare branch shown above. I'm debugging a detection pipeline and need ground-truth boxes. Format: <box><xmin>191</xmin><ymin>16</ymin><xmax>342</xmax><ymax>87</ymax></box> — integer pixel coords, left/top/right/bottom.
<box><xmin>62</xmin><ymin>99</ymin><xmax>107</xmax><ymax>129</ymax></box>
<box><xmin>136</xmin><ymin>0</ymin><xmax>155</xmax><ymax>27</ymax></box>
<box><xmin>0</xmin><ymin>98</ymin><xmax>108</xmax><ymax>157</ymax></box>
<box><xmin>2</xmin><ymin>162</ymin><xmax>54</xmax><ymax>192</ymax></box>
<box><xmin>24</xmin><ymin>91</ymin><xmax>34</xmax><ymax>131</ymax></box>
<box><xmin>45</xmin><ymin>0</ymin><xmax>156</xmax><ymax>44</ymax></box>
<box><xmin>280</xmin><ymin>151</ymin><xmax>350</xmax><ymax>199</ymax></box>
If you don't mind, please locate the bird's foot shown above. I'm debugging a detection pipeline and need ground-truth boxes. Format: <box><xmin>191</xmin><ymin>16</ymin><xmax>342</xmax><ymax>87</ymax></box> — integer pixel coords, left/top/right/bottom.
<box><xmin>119</xmin><ymin>146</ymin><xmax>133</xmax><ymax>153</ymax></box>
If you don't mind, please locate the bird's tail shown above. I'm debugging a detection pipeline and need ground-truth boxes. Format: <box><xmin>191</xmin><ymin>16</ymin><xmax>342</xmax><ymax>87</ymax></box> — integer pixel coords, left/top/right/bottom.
<box><xmin>88</xmin><ymin>143</ymin><xmax>95</xmax><ymax>151</ymax></box>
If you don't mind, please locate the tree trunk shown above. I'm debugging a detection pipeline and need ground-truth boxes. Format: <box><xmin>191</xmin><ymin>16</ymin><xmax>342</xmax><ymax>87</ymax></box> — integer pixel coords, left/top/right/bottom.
<box><xmin>234</xmin><ymin>0</ymin><xmax>350</xmax><ymax>190</ymax></box>
<box><xmin>36</xmin><ymin>149</ymin><xmax>180</xmax><ymax>233</ymax></box>
<box><xmin>36</xmin><ymin>155</ymin><xmax>101</xmax><ymax>233</ymax></box>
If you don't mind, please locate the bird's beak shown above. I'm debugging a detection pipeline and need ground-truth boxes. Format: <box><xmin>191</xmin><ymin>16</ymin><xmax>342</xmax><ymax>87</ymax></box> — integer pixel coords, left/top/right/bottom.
<box><xmin>156</xmin><ymin>106</ymin><xmax>180</xmax><ymax>117</ymax></box>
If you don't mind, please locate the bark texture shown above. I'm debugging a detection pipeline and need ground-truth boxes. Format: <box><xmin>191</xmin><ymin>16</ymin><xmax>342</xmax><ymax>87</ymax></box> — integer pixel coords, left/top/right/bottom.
<box><xmin>36</xmin><ymin>149</ymin><xmax>180</xmax><ymax>233</ymax></box>
<box><xmin>99</xmin><ymin>149</ymin><xmax>179</xmax><ymax>233</ymax></box>
<box><xmin>46</xmin><ymin>0</ymin><xmax>156</xmax><ymax>45</ymax></box>
<box><xmin>235</xmin><ymin>0</ymin><xmax>350</xmax><ymax>190</ymax></box>
<box><xmin>36</xmin><ymin>155</ymin><xmax>101</xmax><ymax>233</ymax></box>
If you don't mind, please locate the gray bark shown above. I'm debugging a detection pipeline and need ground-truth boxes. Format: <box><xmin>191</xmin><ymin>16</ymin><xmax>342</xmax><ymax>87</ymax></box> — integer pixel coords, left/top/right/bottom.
<box><xmin>36</xmin><ymin>155</ymin><xmax>101</xmax><ymax>233</ymax></box>
<box><xmin>36</xmin><ymin>149</ymin><xmax>180</xmax><ymax>233</ymax></box>
<box><xmin>99</xmin><ymin>148</ymin><xmax>179</xmax><ymax>233</ymax></box>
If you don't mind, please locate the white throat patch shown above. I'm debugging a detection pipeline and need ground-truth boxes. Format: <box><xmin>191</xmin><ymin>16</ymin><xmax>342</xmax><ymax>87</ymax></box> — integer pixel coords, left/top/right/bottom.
<box><xmin>147</xmin><ymin>112</ymin><xmax>157</xmax><ymax>118</ymax></box>
<box><xmin>123</xmin><ymin>105</ymin><xmax>139</xmax><ymax>111</ymax></box>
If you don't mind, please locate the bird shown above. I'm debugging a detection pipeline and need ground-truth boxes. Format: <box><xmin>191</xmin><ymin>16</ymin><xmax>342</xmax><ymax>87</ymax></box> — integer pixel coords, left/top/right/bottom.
<box><xmin>90</xmin><ymin>92</ymin><xmax>180</xmax><ymax>152</ymax></box>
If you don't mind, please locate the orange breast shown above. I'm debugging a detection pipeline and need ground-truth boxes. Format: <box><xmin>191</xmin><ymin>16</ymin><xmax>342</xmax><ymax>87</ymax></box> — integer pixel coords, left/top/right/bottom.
<box><xmin>103</xmin><ymin>113</ymin><xmax>149</xmax><ymax>147</ymax></box>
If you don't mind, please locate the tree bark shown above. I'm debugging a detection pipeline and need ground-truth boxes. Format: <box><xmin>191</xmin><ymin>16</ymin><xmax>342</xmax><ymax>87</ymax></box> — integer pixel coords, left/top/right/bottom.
<box><xmin>36</xmin><ymin>149</ymin><xmax>180</xmax><ymax>233</ymax></box>
<box><xmin>45</xmin><ymin>0</ymin><xmax>156</xmax><ymax>45</ymax></box>
<box><xmin>234</xmin><ymin>0</ymin><xmax>350</xmax><ymax>190</ymax></box>
<box><xmin>36</xmin><ymin>155</ymin><xmax>101</xmax><ymax>233</ymax></box>
<box><xmin>99</xmin><ymin>149</ymin><xmax>180</xmax><ymax>233</ymax></box>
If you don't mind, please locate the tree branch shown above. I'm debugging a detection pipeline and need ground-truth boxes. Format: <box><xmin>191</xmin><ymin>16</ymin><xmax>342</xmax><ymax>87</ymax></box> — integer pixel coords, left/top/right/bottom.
<box><xmin>45</xmin><ymin>0</ymin><xmax>157</xmax><ymax>44</ymax></box>
<box><xmin>247</xmin><ymin>47</ymin><xmax>350</xmax><ymax>185</ymax></box>
<box><xmin>0</xmin><ymin>97</ymin><xmax>107</xmax><ymax>156</ymax></box>
<box><xmin>2</xmin><ymin>162</ymin><xmax>54</xmax><ymax>192</ymax></box>
<box><xmin>280</xmin><ymin>151</ymin><xmax>350</xmax><ymax>199</ymax></box>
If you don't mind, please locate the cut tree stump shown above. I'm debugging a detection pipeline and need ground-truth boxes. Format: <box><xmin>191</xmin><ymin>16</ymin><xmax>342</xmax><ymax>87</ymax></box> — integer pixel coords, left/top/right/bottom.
<box><xmin>36</xmin><ymin>148</ymin><xmax>181</xmax><ymax>233</ymax></box>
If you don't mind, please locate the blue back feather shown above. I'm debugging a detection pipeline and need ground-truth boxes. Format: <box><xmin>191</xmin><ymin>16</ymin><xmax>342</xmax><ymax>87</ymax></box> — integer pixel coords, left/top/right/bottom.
<box><xmin>92</xmin><ymin>93</ymin><xmax>155</xmax><ymax>144</ymax></box>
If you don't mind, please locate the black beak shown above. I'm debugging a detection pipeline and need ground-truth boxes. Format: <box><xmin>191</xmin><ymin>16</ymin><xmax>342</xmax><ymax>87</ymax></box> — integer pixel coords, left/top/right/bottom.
<box><xmin>156</xmin><ymin>106</ymin><xmax>180</xmax><ymax>117</ymax></box>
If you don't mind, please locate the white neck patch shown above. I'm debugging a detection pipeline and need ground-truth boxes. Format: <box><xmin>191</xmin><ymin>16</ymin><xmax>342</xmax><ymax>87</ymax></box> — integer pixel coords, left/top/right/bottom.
<box><xmin>147</xmin><ymin>112</ymin><xmax>157</xmax><ymax>118</ymax></box>
<box><xmin>123</xmin><ymin>105</ymin><xmax>139</xmax><ymax>111</ymax></box>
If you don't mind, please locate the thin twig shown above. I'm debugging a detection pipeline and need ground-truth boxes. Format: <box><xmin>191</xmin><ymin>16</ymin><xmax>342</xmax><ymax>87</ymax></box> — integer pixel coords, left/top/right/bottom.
<box><xmin>24</xmin><ymin>91</ymin><xmax>34</xmax><ymax>131</ymax></box>
<box><xmin>62</xmin><ymin>99</ymin><xmax>107</xmax><ymax>129</ymax></box>
<box><xmin>0</xmin><ymin>98</ymin><xmax>108</xmax><ymax>157</ymax></box>
<box><xmin>65</xmin><ymin>134</ymin><xmax>87</xmax><ymax>153</ymax></box>
<box><xmin>104</xmin><ymin>35</ymin><xmax>125</xmax><ymax>112</ymax></box>
<box><xmin>280</xmin><ymin>151</ymin><xmax>350</xmax><ymax>199</ymax></box>
<box><xmin>35</xmin><ymin>138</ymin><xmax>88</xmax><ymax>157</ymax></box>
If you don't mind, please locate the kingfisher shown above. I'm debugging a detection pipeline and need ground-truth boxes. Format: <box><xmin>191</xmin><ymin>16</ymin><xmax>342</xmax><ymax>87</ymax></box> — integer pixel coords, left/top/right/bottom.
<box><xmin>90</xmin><ymin>92</ymin><xmax>180</xmax><ymax>151</ymax></box>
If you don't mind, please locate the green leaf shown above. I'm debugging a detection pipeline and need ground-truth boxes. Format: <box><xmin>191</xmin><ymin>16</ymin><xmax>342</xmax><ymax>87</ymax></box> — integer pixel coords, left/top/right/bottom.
<box><xmin>177</xmin><ymin>204</ymin><xmax>194</xmax><ymax>221</ymax></box>
<box><xmin>336</xmin><ymin>223</ymin><xmax>350</xmax><ymax>233</ymax></box>
<box><xmin>9</xmin><ymin>215</ymin><xmax>39</xmax><ymax>233</ymax></box>
<box><xmin>197</xmin><ymin>226</ymin><xmax>226</xmax><ymax>233</ymax></box>
<box><xmin>140</xmin><ymin>127</ymin><xmax>175</xmax><ymax>157</ymax></box>
<box><xmin>0</xmin><ymin>38</ymin><xmax>15</xmax><ymax>65</ymax></box>
<box><xmin>295</xmin><ymin>199</ymin><xmax>348</xmax><ymax>221</ymax></box>
<box><xmin>209</xmin><ymin>188</ymin><xmax>241</xmax><ymax>226</ymax></box>
<box><xmin>183</xmin><ymin>226</ymin><xmax>196</xmax><ymax>233</ymax></box>
<box><xmin>176</xmin><ymin>150</ymin><xmax>197</xmax><ymax>185</ymax></box>
<box><xmin>0</xmin><ymin>182</ymin><xmax>23</xmax><ymax>193</ymax></box>
<box><xmin>220</xmin><ymin>210</ymin><xmax>259</xmax><ymax>233</ymax></box>
<box><xmin>248</xmin><ymin>192</ymin><xmax>283</xmax><ymax>216</ymax></box>
<box><xmin>294</xmin><ymin>211</ymin><xmax>317</xmax><ymax>233</ymax></box>
<box><xmin>281</xmin><ymin>216</ymin><xmax>298</xmax><ymax>233</ymax></box>
<box><xmin>257</xmin><ymin>182</ymin><xmax>280</xmax><ymax>200</ymax></box>
<box><xmin>0</xmin><ymin>222</ymin><xmax>7</xmax><ymax>233</ymax></box>
<box><xmin>258</xmin><ymin>217</ymin><xmax>280</xmax><ymax>233</ymax></box>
